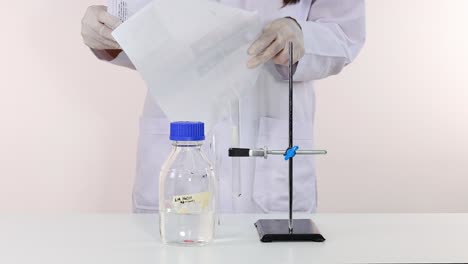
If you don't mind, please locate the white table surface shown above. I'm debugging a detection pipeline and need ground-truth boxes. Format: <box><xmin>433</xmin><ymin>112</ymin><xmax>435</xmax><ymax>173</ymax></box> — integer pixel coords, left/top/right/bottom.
<box><xmin>1</xmin><ymin>213</ymin><xmax>467</xmax><ymax>263</ymax></box>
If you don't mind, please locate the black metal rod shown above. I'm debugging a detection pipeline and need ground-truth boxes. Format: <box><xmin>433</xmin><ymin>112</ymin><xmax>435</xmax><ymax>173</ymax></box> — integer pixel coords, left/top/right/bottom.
<box><xmin>288</xmin><ymin>41</ymin><xmax>294</xmax><ymax>234</ymax></box>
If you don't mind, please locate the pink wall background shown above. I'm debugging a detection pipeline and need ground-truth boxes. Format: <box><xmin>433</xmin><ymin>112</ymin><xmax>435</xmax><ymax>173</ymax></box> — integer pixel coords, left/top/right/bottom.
<box><xmin>0</xmin><ymin>0</ymin><xmax>467</xmax><ymax>213</ymax></box>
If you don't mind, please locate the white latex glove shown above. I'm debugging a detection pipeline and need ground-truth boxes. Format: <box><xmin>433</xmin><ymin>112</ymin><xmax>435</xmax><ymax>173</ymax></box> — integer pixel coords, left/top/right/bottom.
<box><xmin>247</xmin><ymin>17</ymin><xmax>304</xmax><ymax>69</ymax></box>
<box><xmin>81</xmin><ymin>5</ymin><xmax>122</xmax><ymax>50</ymax></box>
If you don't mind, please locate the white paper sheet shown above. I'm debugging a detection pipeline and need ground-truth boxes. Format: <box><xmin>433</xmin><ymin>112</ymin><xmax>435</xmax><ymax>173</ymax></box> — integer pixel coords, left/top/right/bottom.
<box><xmin>112</xmin><ymin>0</ymin><xmax>261</xmax><ymax>131</ymax></box>
<box><xmin>107</xmin><ymin>0</ymin><xmax>152</xmax><ymax>22</ymax></box>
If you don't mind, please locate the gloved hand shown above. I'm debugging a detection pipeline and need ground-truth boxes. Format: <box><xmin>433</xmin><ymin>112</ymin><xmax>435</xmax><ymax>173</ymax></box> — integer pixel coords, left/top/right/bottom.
<box><xmin>81</xmin><ymin>5</ymin><xmax>122</xmax><ymax>50</ymax></box>
<box><xmin>247</xmin><ymin>17</ymin><xmax>304</xmax><ymax>69</ymax></box>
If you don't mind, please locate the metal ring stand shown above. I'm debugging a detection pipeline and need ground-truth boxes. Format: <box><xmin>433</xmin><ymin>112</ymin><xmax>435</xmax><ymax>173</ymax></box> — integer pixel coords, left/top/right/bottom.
<box><xmin>228</xmin><ymin>42</ymin><xmax>327</xmax><ymax>242</ymax></box>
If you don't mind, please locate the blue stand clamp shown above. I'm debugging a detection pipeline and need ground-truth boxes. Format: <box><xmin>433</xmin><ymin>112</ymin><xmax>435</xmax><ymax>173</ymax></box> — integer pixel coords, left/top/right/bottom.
<box><xmin>284</xmin><ymin>146</ymin><xmax>299</xmax><ymax>160</ymax></box>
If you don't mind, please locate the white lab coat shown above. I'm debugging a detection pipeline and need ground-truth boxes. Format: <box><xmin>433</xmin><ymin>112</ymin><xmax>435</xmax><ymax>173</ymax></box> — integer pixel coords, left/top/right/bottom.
<box><xmin>98</xmin><ymin>0</ymin><xmax>366</xmax><ymax>213</ymax></box>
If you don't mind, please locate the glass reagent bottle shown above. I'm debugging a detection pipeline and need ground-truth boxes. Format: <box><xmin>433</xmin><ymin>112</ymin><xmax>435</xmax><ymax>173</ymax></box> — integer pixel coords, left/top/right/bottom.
<box><xmin>159</xmin><ymin>121</ymin><xmax>216</xmax><ymax>246</ymax></box>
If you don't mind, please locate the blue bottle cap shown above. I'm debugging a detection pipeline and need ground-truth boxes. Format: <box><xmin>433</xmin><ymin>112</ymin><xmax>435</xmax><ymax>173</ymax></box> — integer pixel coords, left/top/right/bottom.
<box><xmin>170</xmin><ymin>121</ymin><xmax>205</xmax><ymax>141</ymax></box>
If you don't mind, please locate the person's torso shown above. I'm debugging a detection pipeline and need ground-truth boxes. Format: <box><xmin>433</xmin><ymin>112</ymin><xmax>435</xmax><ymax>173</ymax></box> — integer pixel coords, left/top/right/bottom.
<box><xmin>121</xmin><ymin>0</ymin><xmax>318</xmax><ymax>213</ymax></box>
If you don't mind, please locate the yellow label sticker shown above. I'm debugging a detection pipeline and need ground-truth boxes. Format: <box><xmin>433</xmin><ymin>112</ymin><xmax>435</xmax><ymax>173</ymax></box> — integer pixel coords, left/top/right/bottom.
<box><xmin>172</xmin><ymin>192</ymin><xmax>211</xmax><ymax>212</ymax></box>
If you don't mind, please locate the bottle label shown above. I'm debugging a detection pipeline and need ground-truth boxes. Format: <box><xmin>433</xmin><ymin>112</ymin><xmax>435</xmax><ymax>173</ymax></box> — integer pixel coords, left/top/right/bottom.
<box><xmin>172</xmin><ymin>192</ymin><xmax>211</xmax><ymax>214</ymax></box>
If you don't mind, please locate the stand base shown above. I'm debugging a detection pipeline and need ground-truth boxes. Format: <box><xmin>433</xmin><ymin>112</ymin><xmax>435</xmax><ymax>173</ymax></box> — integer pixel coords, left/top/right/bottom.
<box><xmin>254</xmin><ymin>219</ymin><xmax>325</xmax><ymax>243</ymax></box>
